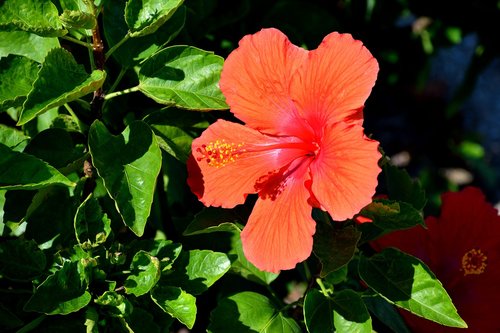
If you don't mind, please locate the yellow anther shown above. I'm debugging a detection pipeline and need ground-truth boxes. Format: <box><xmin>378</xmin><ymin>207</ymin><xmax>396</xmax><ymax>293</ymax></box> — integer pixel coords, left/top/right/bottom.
<box><xmin>196</xmin><ymin>140</ymin><xmax>245</xmax><ymax>168</ymax></box>
<box><xmin>461</xmin><ymin>248</ymin><xmax>487</xmax><ymax>276</ymax></box>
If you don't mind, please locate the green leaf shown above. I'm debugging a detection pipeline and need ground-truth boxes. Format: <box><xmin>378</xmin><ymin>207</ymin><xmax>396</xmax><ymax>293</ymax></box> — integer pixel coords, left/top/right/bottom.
<box><xmin>89</xmin><ymin>120</ymin><xmax>162</xmax><ymax>236</ymax></box>
<box><xmin>304</xmin><ymin>289</ymin><xmax>371</xmax><ymax>333</ymax></box>
<box><xmin>0</xmin><ymin>0</ymin><xmax>67</xmax><ymax>37</ymax></box>
<box><xmin>0</xmin><ymin>239</ymin><xmax>46</xmax><ymax>281</ymax></box>
<box><xmin>384</xmin><ymin>163</ymin><xmax>427</xmax><ymax>210</ymax></box>
<box><xmin>95</xmin><ymin>291</ymin><xmax>133</xmax><ymax>317</ymax></box>
<box><xmin>60</xmin><ymin>10</ymin><xmax>96</xmax><ymax>29</ymax></box>
<box><xmin>18</xmin><ymin>48</ymin><xmax>106</xmax><ymax>125</ymax></box>
<box><xmin>74</xmin><ymin>194</ymin><xmax>112</xmax><ymax>249</ymax></box>
<box><xmin>0</xmin><ymin>124</ymin><xmax>29</xmax><ymax>151</ymax></box>
<box><xmin>165</xmin><ymin>249</ymin><xmax>231</xmax><ymax>295</ymax></box>
<box><xmin>208</xmin><ymin>291</ymin><xmax>301</xmax><ymax>333</ymax></box>
<box><xmin>363</xmin><ymin>296</ymin><xmax>411</xmax><ymax>333</ymax></box>
<box><xmin>138</xmin><ymin>46</ymin><xmax>228</xmax><ymax>110</ymax></box>
<box><xmin>104</xmin><ymin>1</ymin><xmax>186</xmax><ymax>67</ymax></box>
<box><xmin>358</xmin><ymin>248</ymin><xmax>467</xmax><ymax>328</ymax></box>
<box><xmin>360</xmin><ymin>199</ymin><xmax>424</xmax><ymax>231</ymax></box>
<box><xmin>144</xmin><ymin>107</ymin><xmax>208</xmax><ymax>162</ymax></box>
<box><xmin>0</xmin><ymin>55</ymin><xmax>40</xmax><ymax>111</ymax></box>
<box><xmin>0</xmin><ymin>31</ymin><xmax>60</xmax><ymax>62</ymax></box>
<box><xmin>313</xmin><ymin>222</ymin><xmax>361</xmax><ymax>277</ymax></box>
<box><xmin>129</xmin><ymin>239</ymin><xmax>183</xmax><ymax>271</ymax></box>
<box><xmin>124</xmin><ymin>250</ymin><xmax>161</xmax><ymax>296</ymax></box>
<box><xmin>126</xmin><ymin>307</ymin><xmax>161</xmax><ymax>333</ymax></box>
<box><xmin>0</xmin><ymin>143</ymin><xmax>75</xmax><ymax>190</ymax></box>
<box><xmin>125</xmin><ymin>0</ymin><xmax>184</xmax><ymax>37</ymax></box>
<box><xmin>303</xmin><ymin>289</ymin><xmax>334</xmax><ymax>333</ymax></box>
<box><xmin>183</xmin><ymin>207</ymin><xmax>242</xmax><ymax>236</ymax></box>
<box><xmin>24</xmin><ymin>261</ymin><xmax>91</xmax><ymax>315</ymax></box>
<box><xmin>151</xmin><ymin>285</ymin><xmax>196</xmax><ymax>329</ymax></box>
<box><xmin>0</xmin><ymin>303</ymin><xmax>24</xmax><ymax>330</ymax></box>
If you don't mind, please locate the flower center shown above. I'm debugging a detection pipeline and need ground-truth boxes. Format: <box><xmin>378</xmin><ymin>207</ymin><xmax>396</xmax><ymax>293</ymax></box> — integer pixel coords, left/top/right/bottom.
<box><xmin>461</xmin><ymin>248</ymin><xmax>487</xmax><ymax>276</ymax></box>
<box><xmin>196</xmin><ymin>139</ymin><xmax>245</xmax><ymax>168</ymax></box>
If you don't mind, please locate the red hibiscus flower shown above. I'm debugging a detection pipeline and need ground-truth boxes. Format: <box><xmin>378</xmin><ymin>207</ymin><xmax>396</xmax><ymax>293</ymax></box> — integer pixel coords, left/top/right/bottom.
<box><xmin>371</xmin><ymin>187</ymin><xmax>500</xmax><ymax>332</ymax></box>
<box><xmin>188</xmin><ymin>28</ymin><xmax>381</xmax><ymax>272</ymax></box>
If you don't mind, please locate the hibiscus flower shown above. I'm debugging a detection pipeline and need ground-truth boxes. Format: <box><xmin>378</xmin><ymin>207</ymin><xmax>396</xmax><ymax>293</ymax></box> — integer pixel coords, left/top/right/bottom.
<box><xmin>188</xmin><ymin>28</ymin><xmax>381</xmax><ymax>272</ymax></box>
<box><xmin>371</xmin><ymin>187</ymin><xmax>500</xmax><ymax>332</ymax></box>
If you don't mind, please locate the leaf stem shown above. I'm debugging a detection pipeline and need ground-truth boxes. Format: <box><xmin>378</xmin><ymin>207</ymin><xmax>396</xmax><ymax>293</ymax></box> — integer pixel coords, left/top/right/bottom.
<box><xmin>105</xmin><ymin>32</ymin><xmax>131</xmax><ymax>61</ymax></box>
<box><xmin>316</xmin><ymin>277</ymin><xmax>332</xmax><ymax>296</ymax></box>
<box><xmin>61</xmin><ymin>35</ymin><xmax>94</xmax><ymax>49</ymax></box>
<box><xmin>63</xmin><ymin>103</ymin><xmax>86</xmax><ymax>132</ymax></box>
<box><xmin>104</xmin><ymin>86</ymin><xmax>140</xmax><ymax>100</ymax></box>
<box><xmin>106</xmin><ymin>67</ymin><xmax>128</xmax><ymax>95</ymax></box>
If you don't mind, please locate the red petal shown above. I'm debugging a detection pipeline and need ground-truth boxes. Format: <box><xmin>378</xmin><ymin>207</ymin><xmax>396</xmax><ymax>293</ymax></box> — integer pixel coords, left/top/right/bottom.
<box><xmin>219</xmin><ymin>28</ymin><xmax>310</xmax><ymax>136</ymax></box>
<box><xmin>310</xmin><ymin>122</ymin><xmax>381</xmax><ymax>220</ymax></box>
<box><xmin>241</xmin><ymin>158</ymin><xmax>316</xmax><ymax>273</ymax></box>
<box><xmin>290</xmin><ymin>32</ymin><xmax>378</xmax><ymax>129</ymax></box>
<box><xmin>188</xmin><ymin>119</ymin><xmax>306</xmax><ymax>208</ymax></box>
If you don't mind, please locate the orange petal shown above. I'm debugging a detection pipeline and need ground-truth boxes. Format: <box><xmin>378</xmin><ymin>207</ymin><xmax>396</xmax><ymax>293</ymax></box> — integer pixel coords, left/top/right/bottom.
<box><xmin>290</xmin><ymin>32</ymin><xmax>379</xmax><ymax>129</ymax></box>
<box><xmin>188</xmin><ymin>119</ymin><xmax>306</xmax><ymax>208</ymax></box>
<box><xmin>310</xmin><ymin>122</ymin><xmax>381</xmax><ymax>221</ymax></box>
<box><xmin>241</xmin><ymin>158</ymin><xmax>316</xmax><ymax>273</ymax></box>
<box><xmin>219</xmin><ymin>28</ymin><xmax>310</xmax><ymax>137</ymax></box>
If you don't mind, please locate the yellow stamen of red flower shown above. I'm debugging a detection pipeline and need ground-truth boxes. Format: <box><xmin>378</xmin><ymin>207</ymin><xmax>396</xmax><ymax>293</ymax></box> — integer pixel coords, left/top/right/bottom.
<box><xmin>461</xmin><ymin>248</ymin><xmax>487</xmax><ymax>276</ymax></box>
<box><xmin>196</xmin><ymin>139</ymin><xmax>245</xmax><ymax>168</ymax></box>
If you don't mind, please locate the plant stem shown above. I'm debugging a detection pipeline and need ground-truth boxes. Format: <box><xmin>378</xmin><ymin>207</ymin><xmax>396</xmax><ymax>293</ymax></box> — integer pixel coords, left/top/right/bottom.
<box><xmin>107</xmin><ymin>67</ymin><xmax>128</xmax><ymax>95</ymax></box>
<box><xmin>61</xmin><ymin>35</ymin><xmax>94</xmax><ymax>49</ymax></box>
<box><xmin>316</xmin><ymin>277</ymin><xmax>331</xmax><ymax>296</ymax></box>
<box><xmin>63</xmin><ymin>103</ymin><xmax>86</xmax><ymax>132</ymax></box>
<box><xmin>105</xmin><ymin>33</ymin><xmax>131</xmax><ymax>61</ymax></box>
<box><xmin>104</xmin><ymin>86</ymin><xmax>140</xmax><ymax>100</ymax></box>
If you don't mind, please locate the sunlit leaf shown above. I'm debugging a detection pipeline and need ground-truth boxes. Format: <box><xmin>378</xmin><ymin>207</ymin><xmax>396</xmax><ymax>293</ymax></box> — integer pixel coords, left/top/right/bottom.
<box><xmin>125</xmin><ymin>0</ymin><xmax>184</xmax><ymax>37</ymax></box>
<box><xmin>24</xmin><ymin>261</ymin><xmax>91</xmax><ymax>315</ymax></box>
<box><xmin>0</xmin><ymin>124</ymin><xmax>29</xmax><ymax>151</ymax></box>
<box><xmin>18</xmin><ymin>48</ymin><xmax>105</xmax><ymax>125</ymax></box>
<box><xmin>0</xmin><ymin>31</ymin><xmax>59</xmax><ymax>63</ymax></box>
<box><xmin>124</xmin><ymin>250</ymin><xmax>161</xmax><ymax>296</ymax></box>
<box><xmin>0</xmin><ymin>143</ymin><xmax>75</xmax><ymax>190</ymax></box>
<box><xmin>0</xmin><ymin>239</ymin><xmax>46</xmax><ymax>281</ymax></box>
<box><xmin>151</xmin><ymin>285</ymin><xmax>196</xmax><ymax>329</ymax></box>
<box><xmin>88</xmin><ymin>120</ymin><xmax>162</xmax><ymax>236</ymax></box>
<box><xmin>138</xmin><ymin>46</ymin><xmax>228</xmax><ymax>110</ymax></box>
<box><xmin>0</xmin><ymin>0</ymin><xmax>67</xmax><ymax>37</ymax></box>
<box><xmin>358</xmin><ymin>248</ymin><xmax>467</xmax><ymax>328</ymax></box>
<box><xmin>208</xmin><ymin>291</ymin><xmax>301</xmax><ymax>333</ymax></box>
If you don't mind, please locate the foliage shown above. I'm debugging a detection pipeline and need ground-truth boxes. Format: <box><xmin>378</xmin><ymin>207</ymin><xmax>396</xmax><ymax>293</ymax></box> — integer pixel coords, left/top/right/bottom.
<box><xmin>0</xmin><ymin>0</ymin><xmax>484</xmax><ymax>332</ymax></box>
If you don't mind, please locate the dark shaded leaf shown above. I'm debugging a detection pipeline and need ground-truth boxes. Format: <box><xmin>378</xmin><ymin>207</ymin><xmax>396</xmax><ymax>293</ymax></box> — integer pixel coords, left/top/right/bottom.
<box><xmin>384</xmin><ymin>163</ymin><xmax>427</xmax><ymax>210</ymax></box>
<box><xmin>74</xmin><ymin>194</ymin><xmax>112</xmax><ymax>249</ymax></box>
<box><xmin>0</xmin><ymin>239</ymin><xmax>46</xmax><ymax>281</ymax></box>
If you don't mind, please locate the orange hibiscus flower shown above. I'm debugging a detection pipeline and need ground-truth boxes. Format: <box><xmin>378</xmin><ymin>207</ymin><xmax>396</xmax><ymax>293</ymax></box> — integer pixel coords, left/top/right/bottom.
<box><xmin>371</xmin><ymin>187</ymin><xmax>500</xmax><ymax>332</ymax></box>
<box><xmin>188</xmin><ymin>28</ymin><xmax>381</xmax><ymax>272</ymax></box>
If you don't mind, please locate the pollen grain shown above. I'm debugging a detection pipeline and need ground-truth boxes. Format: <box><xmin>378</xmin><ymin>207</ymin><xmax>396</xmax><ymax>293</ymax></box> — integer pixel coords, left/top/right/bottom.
<box><xmin>196</xmin><ymin>139</ymin><xmax>245</xmax><ymax>168</ymax></box>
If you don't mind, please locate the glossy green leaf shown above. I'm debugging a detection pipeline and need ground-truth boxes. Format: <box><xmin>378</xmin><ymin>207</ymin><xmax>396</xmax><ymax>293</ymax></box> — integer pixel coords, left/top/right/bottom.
<box><xmin>95</xmin><ymin>291</ymin><xmax>133</xmax><ymax>317</ymax></box>
<box><xmin>165</xmin><ymin>249</ymin><xmax>231</xmax><ymax>295</ymax></box>
<box><xmin>0</xmin><ymin>31</ymin><xmax>60</xmax><ymax>62</ymax></box>
<box><xmin>0</xmin><ymin>143</ymin><xmax>75</xmax><ymax>190</ymax></box>
<box><xmin>144</xmin><ymin>107</ymin><xmax>208</xmax><ymax>162</ymax></box>
<box><xmin>0</xmin><ymin>239</ymin><xmax>46</xmax><ymax>281</ymax></box>
<box><xmin>304</xmin><ymin>289</ymin><xmax>371</xmax><ymax>333</ymax></box>
<box><xmin>358</xmin><ymin>248</ymin><xmax>467</xmax><ymax>328</ymax></box>
<box><xmin>313</xmin><ymin>222</ymin><xmax>361</xmax><ymax>277</ymax></box>
<box><xmin>364</xmin><ymin>296</ymin><xmax>411</xmax><ymax>333</ymax></box>
<box><xmin>303</xmin><ymin>289</ymin><xmax>334</xmax><ymax>333</ymax></box>
<box><xmin>360</xmin><ymin>199</ymin><xmax>424</xmax><ymax>231</ymax></box>
<box><xmin>74</xmin><ymin>194</ymin><xmax>112</xmax><ymax>249</ymax></box>
<box><xmin>0</xmin><ymin>55</ymin><xmax>39</xmax><ymax>111</ymax></box>
<box><xmin>384</xmin><ymin>163</ymin><xmax>427</xmax><ymax>210</ymax></box>
<box><xmin>208</xmin><ymin>291</ymin><xmax>301</xmax><ymax>333</ymax></box>
<box><xmin>0</xmin><ymin>124</ymin><xmax>29</xmax><ymax>151</ymax></box>
<box><xmin>60</xmin><ymin>10</ymin><xmax>96</xmax><ymax>29</ymax></box>
<box><xmin>151</xmin><ymin>285</ymin><xmax>196</xmax><ymax>329</ymax></box>
<box><xmin>104</xmin><ymin>1</ymin><xmax>186</xmax><ymax>67</ymax></box>
<box><xmin>129</xmin><ymin>239</ymin><xmax>183</xmax><ymax>271</ymax></box>
<box><xmin>0</xmin><ymin>0</ymin><xmax>67</xmax><ymax>37</ymax></box>
<box><xmin>88</xmin><ymin>120</ymin><xmax>162</xmax><ymax>236</ymax></box>
<box><xmin>24</xmin><ymin>261</ymin><xmax>91</xmax><ymax>315</ymax></box>
<box><xmin>138</xmin><ymin>46</ymin><xmax>228</xmax><ymax>110</ymax></box>
<box><xmin>331</xmin><ymin>290</ymin><xmax>372</xmax><ymax>333</ymax></box>
<box><xmin>18</xmin><ymin>48</ymin><xmax>105</xmax><ymax>125</ymax></box>
<box><xmin>125</xmin><ymin>0</ymin><xmax>184</xmax><ymax>37</ymax></box>
<box><xmin>124</xmin><ymin>250</ymin><xmax>161</xmax><ymax>296</ymax></box>
<box><xmin>183</xmin><ymin>207</ymin><xmax>242</xmax><ymax>236</ymax></box>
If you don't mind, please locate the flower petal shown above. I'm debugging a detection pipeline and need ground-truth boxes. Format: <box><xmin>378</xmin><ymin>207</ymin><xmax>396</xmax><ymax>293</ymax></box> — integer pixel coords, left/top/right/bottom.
<box><xmin>241</xmin><ymin>158</ymin><xmax>316</xmax><ymax>273</ymax></box>
<box><xmin>310</xmin><ymin>122</ymin><xmax>381</xmax><ymax>221</ymax></box>
<box><xmin>219</xmin><ymin>28</ymin><xmax>309</xmax><ymax>136</ymax></box>
<box><xmin>290</xmin><ymin>32</ymin><xmax>378</xmax><ymax>129</ymax></box>
<box><xmin>188</xmin><ymin>119</ymin><xmax>306</xmax><ymax>208</ymax></box>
